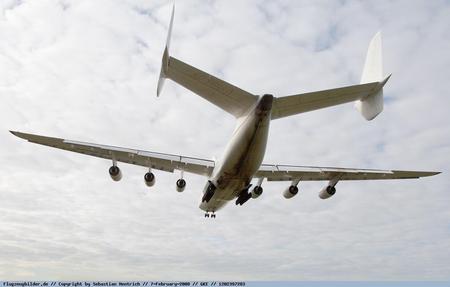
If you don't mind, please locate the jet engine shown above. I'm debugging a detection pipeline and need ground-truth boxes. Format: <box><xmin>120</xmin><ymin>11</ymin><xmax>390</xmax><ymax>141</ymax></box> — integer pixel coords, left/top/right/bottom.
<box><xmin>283</xmin><ymin>185</ymin><xmax>298</xmax><ymax>199</ymax></box>
<box><xmin>319</xmin><ymin>185</ymin><xmax>336</xmax><ymax>199</ymax></box>
<box><xmin>176</xmin><ymin>178</ymin><xmax>186</xmax><ymax>192</ymax></box>
<box><xmin>144</xmin><ymin>172</ymin><xmax>155</xmax><ymax>187</ymax></box>
<box><xmin>109</xmin><ymin>165</ymin><xmax>122</xmax><ymax>182</ymax></box>
<box><xmin>251</xmin><ymin>186</ymin><xmax>263</xmax><ymax>198</ymax></box>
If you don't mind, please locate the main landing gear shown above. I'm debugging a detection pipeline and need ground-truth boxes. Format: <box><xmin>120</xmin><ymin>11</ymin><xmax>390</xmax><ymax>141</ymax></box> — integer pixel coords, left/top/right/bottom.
<box><xmin>235</xmin><ymin>185</ymin><xmax>253</xmax><ymax>206</ymax></box>
<box><xmin>202</xmin><ymin>181</ymin><xmax>217</xmax><ymax>203</ymax></box>
<box><xmin>204</xmin><ymin>212</ymin><xmax>216</xmax><ymax>218</ymax></box>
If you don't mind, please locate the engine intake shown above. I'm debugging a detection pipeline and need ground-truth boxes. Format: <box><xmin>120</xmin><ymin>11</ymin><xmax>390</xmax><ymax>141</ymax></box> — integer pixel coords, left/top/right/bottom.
<box><xmin>144</xmin><ymin>172</ymin><xmax>155</xmax><ymax>187</ymax></box>
<box><xmin>283</xmin><ymin>185</ymin><xmax>298</xmax><ymax>199</ymax></box>
<box><xmin>251</xmin><ymin>186</ymin><xmax>263</xmax><ymax>198</ymax></box>
<box><xmin>109</xmin><ymin>166</ymin><xmax>122</xmax><ymax>182</ymax></box>
<box><xmin>319</xmin><ymin>185</ymin><xmax>336</xmax><ymax>199</ymax></box>
<box><xmin>176</xmin><ymin>178</ymin><xmax>186</xmax><ymax>192</ymax></box>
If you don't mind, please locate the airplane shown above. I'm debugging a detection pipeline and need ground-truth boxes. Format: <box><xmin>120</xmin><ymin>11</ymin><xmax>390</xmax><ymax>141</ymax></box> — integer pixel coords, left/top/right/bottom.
<box><xmin>11</xmin><ymin>7</ymin><xmax>439</xmax><ymax>218</ymax></box>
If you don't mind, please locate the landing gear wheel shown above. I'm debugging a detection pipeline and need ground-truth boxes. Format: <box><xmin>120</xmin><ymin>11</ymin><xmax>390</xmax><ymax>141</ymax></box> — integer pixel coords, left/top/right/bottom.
<box><xmin>204</xmin><ymin>213</ymin><xmax>209</xmax><ymax>218</ymax></box>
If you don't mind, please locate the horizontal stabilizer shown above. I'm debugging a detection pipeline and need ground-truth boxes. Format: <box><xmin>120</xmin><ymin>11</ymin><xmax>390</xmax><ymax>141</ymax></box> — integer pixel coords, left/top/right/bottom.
<box><xmin>165</xmin><ymin>57</ymin><xmax>257</xmax><ymax>117</ymax></box>
<box><xmin>271</xmin><ymin>31</ymin><xmax>391</xmax><ymax>121</ymax></box>
<box><xmin>271</xmin><ymin>82</ymin><xmax>380</xmax><ymax>120</ymax></box>
<box><xmin>155</xmin><ymin>5</ymin><xmax>257</xmax><ymax>117</ymax></box>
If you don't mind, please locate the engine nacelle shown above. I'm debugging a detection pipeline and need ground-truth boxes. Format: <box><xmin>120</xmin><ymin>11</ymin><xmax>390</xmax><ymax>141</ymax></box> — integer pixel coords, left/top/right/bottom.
<box><xmin>144</xmin><ymin>172</ymin><xmax>155</xmax><ymax>187</ymax></box>
<box><xmin>283</xmin><ymin>185</ymin><xmax>298</xmax><ymax>199</ymax></box>
<box><xmin>109</xmin><ymin>166</ymin><xmax>122</xmax><ymax>182</ymax></box>
<box><xmin>176</xmin><ymin>178</ymin><xmax>186</xmax><ymax>192</ymax></box>
<box><xmin>251</xmin><ymin>186</ymin><xmax>263</xmax><ymax>198</ymax></box>
<box><xmin>319</xmin><ymin>185</ymin><xmax>336</xmax><ymax>199</ymax></box>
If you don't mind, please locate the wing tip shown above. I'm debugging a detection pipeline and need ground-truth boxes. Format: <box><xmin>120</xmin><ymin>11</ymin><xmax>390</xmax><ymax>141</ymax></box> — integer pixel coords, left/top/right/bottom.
<box><xmin>9</xmin><ymin>130</ymin><xmax>42</xmax><ymax>142</ymax></box>
<box><xmin>417</xmin><ymin>171</ymin><xmax>441</xmax><ymax>177</ymax></box>
<box><xmin>393</xmin><ymin>170</ymin><xmax>441</xmax><ymax>178</ymax></box>
<box><xmin>426</xmin><ymin>171</ymin><xmax>441</xmax><ymax>177</ymax></box>
<box><xmin>10</xmin><ymin>130</ymin><xmax>24</xmax><ymax>139</ymax></box>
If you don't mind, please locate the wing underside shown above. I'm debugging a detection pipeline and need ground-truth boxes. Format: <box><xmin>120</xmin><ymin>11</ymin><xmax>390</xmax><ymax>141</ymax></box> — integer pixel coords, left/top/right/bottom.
<box><xmin>10</xmin><ymin>131</ymin><xmax>214</xmax><ymax>177</ymax></box>
<box><xmin>256</xmin><ymin>164</ymin><xmax>439</xmax><ymax>181</ymax></box>
<box><xmin>10</xmin><ymin>131</ymin><xmax>439</xmax><ymax>182</ymax></box>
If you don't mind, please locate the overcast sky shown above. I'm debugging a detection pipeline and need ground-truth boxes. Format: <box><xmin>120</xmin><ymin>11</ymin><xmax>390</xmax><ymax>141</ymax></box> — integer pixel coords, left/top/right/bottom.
<box><xmin>0</xmin><ymin>0</ymin><xmax>449</xmax><ymax>281</ymax></box>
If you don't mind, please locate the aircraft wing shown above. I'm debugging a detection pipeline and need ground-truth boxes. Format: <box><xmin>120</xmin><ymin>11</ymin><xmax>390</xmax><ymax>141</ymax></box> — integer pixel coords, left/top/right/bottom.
<box><xmin>255</xmin><ymin>164</ymin><xmax>439</xmax><ymax>181</ymax></box>
<box><xmin>10</xmin><ymin>131</ymin><xmax>214</xmax><ymax>176</ymax></box>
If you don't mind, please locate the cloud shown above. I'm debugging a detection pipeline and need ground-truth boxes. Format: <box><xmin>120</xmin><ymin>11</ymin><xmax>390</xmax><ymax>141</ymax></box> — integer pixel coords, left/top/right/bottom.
<box><xmin>0</xmin><ymin>0</ymin><xmax>449</xmax><ymax>280</ymax></box>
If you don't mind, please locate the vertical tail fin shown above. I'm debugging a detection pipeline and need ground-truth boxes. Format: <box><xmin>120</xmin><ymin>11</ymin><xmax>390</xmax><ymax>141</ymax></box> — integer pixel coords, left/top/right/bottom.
<box><xmin>361</xmin><ymin>32</ymin><xmax>383</xmax><ymax>84</ymax></box>
<box><xmin>355</xmin><ymin>31</ymin><xmax>390</xmax><ymax>121</ymax></box>
<box><xmin>156</xmin><ymin>5</ymin><xmax>175</xmax><ymax>97</ymax></box>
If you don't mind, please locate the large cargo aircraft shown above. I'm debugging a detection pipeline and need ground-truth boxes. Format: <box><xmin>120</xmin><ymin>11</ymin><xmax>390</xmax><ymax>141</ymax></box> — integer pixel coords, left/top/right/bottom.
<box><xmin>11</xmin><ymin>7</ymin><xmax>439</xmax><ymax>218</ymax></box>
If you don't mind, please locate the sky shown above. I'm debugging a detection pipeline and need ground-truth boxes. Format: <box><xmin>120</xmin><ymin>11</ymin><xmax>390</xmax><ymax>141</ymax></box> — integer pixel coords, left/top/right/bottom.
<box><xmin>0</xmin><ymin>0</ymin><xmax>449</xmax><ymax>281</ymax></box>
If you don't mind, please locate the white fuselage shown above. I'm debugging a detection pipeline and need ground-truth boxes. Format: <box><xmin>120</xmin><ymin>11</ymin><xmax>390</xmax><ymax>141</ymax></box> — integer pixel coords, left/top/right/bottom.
<box><xmin>199</xmin><ymin>95</ymin><xmax>273</xmax><ymax>212</ymax></box>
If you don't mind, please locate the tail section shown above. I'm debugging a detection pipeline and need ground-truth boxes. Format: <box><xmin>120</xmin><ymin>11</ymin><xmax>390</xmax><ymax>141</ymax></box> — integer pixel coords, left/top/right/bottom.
<box><xmin>355</xmin><ymin>31</ymin><xmax>390</xmax><ymax>121</ymax></box>
<box><xmin>261</xmin><ymin>31</ymin><xmax>392</xmax><ymax>121</ymax></box>
<box><xmin>154</xmin><ymin>5</ymin><xmax>257</xmax><ymax>117</ymax></box>
<box><xmin>361</xmin><ymin>32</ymin><xmax>383</xmax><ymax>84</ymax></box>
<box><xmin>157</xmin><ymin>5</ymin><xmax>175</xmax><ymax>97</ymax></box>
